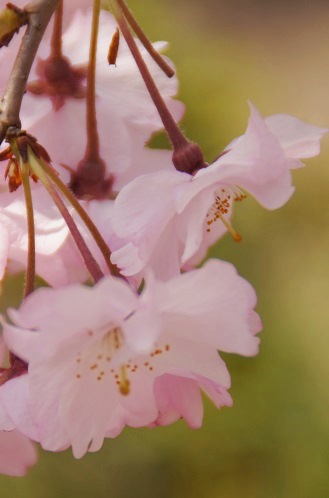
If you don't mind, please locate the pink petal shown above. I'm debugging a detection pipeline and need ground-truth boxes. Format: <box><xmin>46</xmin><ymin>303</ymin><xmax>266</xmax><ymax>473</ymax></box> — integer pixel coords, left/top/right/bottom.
<box><xmin>153</xmin><ymin>374</ymin><xmax>203</xmax><ymax>428</ymax></box>
<box><xmin>111</xmin><ymin>170</ymin><xmax>188</xmax><ymax>273</ymax></box>
<box><xmin>0</xmin><ymin>430</ymin><xmax>37</xmax><ymax>477</ymax></box>
<box><xmin>157</xmin><ymin>259</ymin><xmax>261</xmax><ymax>356</ymax></box>
<box><xmin>265</xmin><ymin>114</ymin><xmax>328</xmax><ymax>162</ymax></box>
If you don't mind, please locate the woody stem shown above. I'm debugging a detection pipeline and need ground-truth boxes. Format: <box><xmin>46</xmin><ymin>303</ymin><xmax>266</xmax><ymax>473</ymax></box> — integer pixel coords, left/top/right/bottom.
<box><xmin>0</xmin><ymin>0</ymin><xmax>60</xmax><ymax>145</ymax></box>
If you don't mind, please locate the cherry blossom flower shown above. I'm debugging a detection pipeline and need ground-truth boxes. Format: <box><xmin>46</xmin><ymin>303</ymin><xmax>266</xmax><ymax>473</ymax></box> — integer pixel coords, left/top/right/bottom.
<box><xmin>0</xmin><ymin>338</ymin><xmax>37</xmax><ymax>476</ymax></box>
<box><xmin>8</xmin><ymin>9</ymin><xmax>184</xmax><ymax>189</ymax></box>
<box><xmin>0</xmin><ymin>1</ymin><xmax>92</xmax><ymax>98</ymax></box>
<box><xmin>1</xmin><ymin>259</ymin><xmax>260</xmax><ymax>457</ymax></box>
<box><xmin>0</xmin><ymin>137</ymin><xmax>114</xmax><ymax>287</ymax></box>
<box><xmin>110</xmin><ymin>104</ymin><xmax>328</xmax><ymax>278</ymax></box>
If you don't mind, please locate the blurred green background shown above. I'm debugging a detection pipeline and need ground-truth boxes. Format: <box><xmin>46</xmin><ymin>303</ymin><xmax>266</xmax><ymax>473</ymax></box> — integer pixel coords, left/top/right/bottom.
<box><xmin>1</xmin><ymin>0</ymin><xmax>329</xmax><ymax>496</ymax></box>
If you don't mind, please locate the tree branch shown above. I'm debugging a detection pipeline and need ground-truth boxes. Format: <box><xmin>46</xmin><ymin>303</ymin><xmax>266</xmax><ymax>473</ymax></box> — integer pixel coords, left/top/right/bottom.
<box><xmin>0</xmin><ymin>0</ymin><xmax>59</xmax><ymax>145</ymax></box>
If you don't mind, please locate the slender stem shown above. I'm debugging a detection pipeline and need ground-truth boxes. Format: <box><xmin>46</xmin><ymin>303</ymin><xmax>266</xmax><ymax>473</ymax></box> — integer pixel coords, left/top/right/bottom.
<box><xmin>0</xmin><ymin>0</ymin><xmax>60</xmax><ymax>145</ymax></box>
<box><xmin>29</xmin><ymin>155</ymin><xmax>104</xmax><ymax>283</ymax></box>
<box><xmin>21</xmin><ymin>162</ymin><xmax>36</xmax><ymax>296</ymax></box>
<box><xmin>85</xmin><ymin>0</ymin><xmax>101</xmax><ymax>162</ymax></box>
<box><xmin>44</xmin><ymin>180</ymin><xmax>104</xmax><ymax>283</ymax></box>
<box><xmin>40</xmin><ymin>159</ymin><xmax>121</xmax><ymax>278</ymax></box>
<box><xmin>111</xmin><ymin>4</ymin><xmax>187</xmax><ymax>151</ymax></box>
<box><xmin>50</xmin><ymin>0</ymin><xmax>63</xmax><ymax>59</ymax></box>
<box><xmin>115</xmin><ymin>0</ymin><xmax>174</xmax><ymax>78</ymax></box>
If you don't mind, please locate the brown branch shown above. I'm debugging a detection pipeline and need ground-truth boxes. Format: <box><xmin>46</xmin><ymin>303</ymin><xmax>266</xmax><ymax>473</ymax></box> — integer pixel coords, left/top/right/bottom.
<box><xmin>0</xmin><ymin>0</ymin><xmax>60</xmax><ymax>146</ymax></box>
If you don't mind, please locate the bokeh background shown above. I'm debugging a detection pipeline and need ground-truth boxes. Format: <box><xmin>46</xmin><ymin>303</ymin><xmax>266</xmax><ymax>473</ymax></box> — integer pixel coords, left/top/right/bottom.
<box><xmin>1</xmin><ymin>0</ymin><xmax>329</xmax><ymax>496</ymax></box>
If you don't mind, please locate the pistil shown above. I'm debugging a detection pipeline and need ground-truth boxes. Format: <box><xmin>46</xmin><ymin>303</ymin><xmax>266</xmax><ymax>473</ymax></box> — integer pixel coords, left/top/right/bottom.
<box><xmin>119</xmin><ymin>365</ymin><xmax>130</xmax><ymax>395</ymax></box>
<box><xmin>212</xmin><ymin>212</ymin><xmax>242</xmax><ymax>242</ymax></box>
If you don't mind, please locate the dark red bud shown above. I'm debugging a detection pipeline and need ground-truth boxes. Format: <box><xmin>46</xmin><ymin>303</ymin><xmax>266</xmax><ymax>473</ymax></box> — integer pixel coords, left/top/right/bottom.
<box><xmin>172</xmin><ymin>142</ymin><xmax>207</xmax><ymax>175</ymax></box>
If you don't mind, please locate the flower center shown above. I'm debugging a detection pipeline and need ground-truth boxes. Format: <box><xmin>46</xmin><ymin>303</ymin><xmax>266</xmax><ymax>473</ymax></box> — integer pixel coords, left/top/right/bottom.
<box><xmin>75</xmin><ymin>328</ymin><xmax>172</xmax><ymax>397</ymax></box>
<box><xmin>75</xmin><ymin>326</ymin><xmax>131</xmax><ymax>395</ymax></box>
<box><xmin>206</xmin><ymin>186</ymin><xmax>246</xmax><ymax>241</ymax></box>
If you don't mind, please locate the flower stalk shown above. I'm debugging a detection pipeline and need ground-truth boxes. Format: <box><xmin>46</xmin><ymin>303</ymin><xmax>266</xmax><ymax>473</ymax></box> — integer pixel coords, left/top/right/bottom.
<box><xmin>40</xmin><ymin>159</ymin><xmax>121</xmax><ymax>278</ymax></box>
<box><xmin>50</xmin><ymin>0</ymin><xmax>63</xmax><ymax>60</ymax></box>
<box><xmin>20</xmin><ymin>161</ymin><xmax>36</xmax><ymax>296</ymax></box>
<box><xmin>110</xmin><ymin>0</ymin><xmax>206</xmax><ymax>174</ymax></box>
<box><xmin>85</xmin><ymin>0</ymin><xmax>101</xmax><ymax>163</ymax></box>
<box><xmin>29</xmin><ymin>154</ymin><xmax>105</xmax><ymax>283</ymax></box>
<box><xmin>69</xmin><ymin>0</ymin><xmax>113</xmax><ymax>199</ymax></box>
<box><xmin>114</xmin><ymin>0</ymin><xmax>175</xmax><ymax>78</ymax></box>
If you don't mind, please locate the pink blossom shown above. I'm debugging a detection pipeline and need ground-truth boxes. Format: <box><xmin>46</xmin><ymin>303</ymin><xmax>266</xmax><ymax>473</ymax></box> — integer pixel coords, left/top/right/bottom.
<box><xmin>14</xmin><ymin>9</ymin><xmax>184</xmax><ymax>188</ymax></box>
<box><xmin>110</xmin><ymin>104</ymin><xmax>328</xmax><ymax>278</ymax></box>
<box><xmin>2</xmin><ymin>259</ymin><xmax>260</xmax><ymax>457</ymax></box>
<box><xmin>0</xmin><ymin>338</ymin><xmax>37</xmax><ymax>477</ymax></box>
<box><xmin>0</xmin><ymin>2</ymin><xmax>91</xmax><ymax>96</ymax></box>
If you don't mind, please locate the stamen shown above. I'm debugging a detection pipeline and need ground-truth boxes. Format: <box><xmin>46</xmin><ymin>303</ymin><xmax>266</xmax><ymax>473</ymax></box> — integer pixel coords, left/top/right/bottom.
<box><xmin>113</xmin><ymin>327</ymin><xmax>122</xmax><ymax>349</ymax></box>
<box><xmin>206</xmin><ymin>187</ymin><xmax>245</xmax><ymax>242</ymax></box>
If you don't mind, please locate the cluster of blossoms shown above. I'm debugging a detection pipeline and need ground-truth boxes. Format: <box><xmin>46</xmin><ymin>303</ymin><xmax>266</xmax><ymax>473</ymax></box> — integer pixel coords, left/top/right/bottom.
<box><xmin>0</xmin><ymin>0</ymin><xmax>327</xmax><ymax>476</ymax></box>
